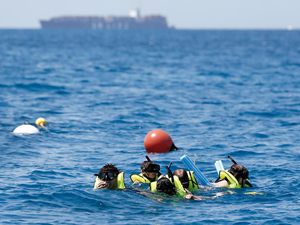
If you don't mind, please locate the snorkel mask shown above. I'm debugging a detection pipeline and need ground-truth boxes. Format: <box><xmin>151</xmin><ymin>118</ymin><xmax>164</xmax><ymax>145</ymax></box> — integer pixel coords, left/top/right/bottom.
<box><xmin>94</xmin><ymin>172</ymin><xmax>118</xmax><ymax>181</ymax></box>
<box><xmin>142</xmin><ymin>156</ymin><xmax>160</xmax><ymax>173</ymax></box>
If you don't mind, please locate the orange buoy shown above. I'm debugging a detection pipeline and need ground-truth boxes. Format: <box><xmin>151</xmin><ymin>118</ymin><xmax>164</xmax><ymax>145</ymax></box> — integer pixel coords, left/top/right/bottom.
<box><xmin>144</xmin><ymin>129</ymin><xmax>176</xmax><ymax>153</ymax></box>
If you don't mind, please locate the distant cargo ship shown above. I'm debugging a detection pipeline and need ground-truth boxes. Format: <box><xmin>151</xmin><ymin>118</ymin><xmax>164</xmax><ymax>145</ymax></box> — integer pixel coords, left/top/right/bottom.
<box><xmin>40</xmin><ymin>9</ymin><xmax>172</xmax><ymax>30</ymax></box>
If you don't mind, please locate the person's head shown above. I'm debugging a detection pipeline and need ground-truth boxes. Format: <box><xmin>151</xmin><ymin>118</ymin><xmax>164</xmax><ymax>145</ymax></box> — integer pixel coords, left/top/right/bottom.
<box><xmin>141</xmin><ymin>158</ymin><xmax>160</xmax><ymax>181</ymax></box>
<box><xmin>156</xmin><ymin>177</ymin><xmax>177</xmax><ymax>196</ymax></box>
<box><xmin>94</xmin><ymin>164</ymin><xmax>120</xmax><ymax>189</ymax></box>
<box><xmin>173</xmin><ymin>169</ymin><xmax>189</xmax><ymax>189</ymax></box>
<box><xmin>228</xmin><ymin>164</ymin><xmax>251</xmax><ymax>187</ymax></box>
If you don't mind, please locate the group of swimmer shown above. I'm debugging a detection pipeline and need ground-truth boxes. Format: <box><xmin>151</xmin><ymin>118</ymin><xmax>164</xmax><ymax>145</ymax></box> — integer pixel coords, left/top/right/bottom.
<box><xmin>92</xmin><ymin>129</ymin><xmax>252</xmax><ymax>200</ymax></box>
<box><xmin>93</xmin><ymin>155</ymin><xmax>252</xmax><ymax>200</ymax></box>
<box><xmin>13</xmin><ymin>118</ymin><xmax>253</xmax><ymax>200</ymax></box>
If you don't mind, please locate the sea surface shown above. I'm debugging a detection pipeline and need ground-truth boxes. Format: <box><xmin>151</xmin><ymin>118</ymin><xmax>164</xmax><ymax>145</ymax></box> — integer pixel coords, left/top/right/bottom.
<box><xmin>1</xmin><ymin>29</ymin><xmax>300</xmax><ymax>224</ymax></box>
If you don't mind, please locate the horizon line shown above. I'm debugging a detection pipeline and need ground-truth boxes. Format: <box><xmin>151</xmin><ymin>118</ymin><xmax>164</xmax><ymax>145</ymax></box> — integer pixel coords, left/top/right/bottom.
<box><xmin>0</xmin><ymin>27</ymin><xmax>298</xmax><ymax>30</ymax></box>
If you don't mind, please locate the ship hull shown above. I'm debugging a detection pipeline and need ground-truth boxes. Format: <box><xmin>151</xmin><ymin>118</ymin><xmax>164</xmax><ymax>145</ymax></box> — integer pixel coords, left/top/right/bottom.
<box><xmin>40</xmin><ymin>15</ymin><xmax>170</xmax><ymax>30</ymax></box>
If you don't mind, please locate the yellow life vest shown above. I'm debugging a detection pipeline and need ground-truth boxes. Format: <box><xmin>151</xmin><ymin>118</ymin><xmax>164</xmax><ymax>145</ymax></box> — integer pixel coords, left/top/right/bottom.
<box><xmin>172</xmin><ymin>175</ymin><xmax>187</xmax><ymax>197</ymax></box>
<box><xmin>166</xmin><ymin>171</ymin><xmax>199</xmax><ymax>193</ymax></box>
<box><xmin>219</xmin><ymin>170</ymin><xmax>250</xmax><ymax>188</ymax></box>
<box><xmin>94</xmin><ymin>172</ymin><xmax>125</xmax><ymax>189</ymax></box>
<box><xmin>130</xmin><ymin>173</ymin><xmax>159</xmax><ymax>183</ymax></box>
<box><xmin>150</xmin><ymin>180</ymin><xmax>157</xmax><ymax>191</ymax></box>
<box><xmin>186</xmin><ymin>171</ymin><xmax>199</xmax><ymax>192</ymax></box>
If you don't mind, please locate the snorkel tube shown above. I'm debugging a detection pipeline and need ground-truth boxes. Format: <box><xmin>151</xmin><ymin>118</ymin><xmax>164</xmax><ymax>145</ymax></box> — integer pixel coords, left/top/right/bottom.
<box><xmin>165</xmin><ymin>162</ymin><xmax>174</xmax><ymax>183</ymax></box>
<box><xmin>228</xmin><ymin>156</ymin><xmax>237</xmax><ymax>165</ymax></box>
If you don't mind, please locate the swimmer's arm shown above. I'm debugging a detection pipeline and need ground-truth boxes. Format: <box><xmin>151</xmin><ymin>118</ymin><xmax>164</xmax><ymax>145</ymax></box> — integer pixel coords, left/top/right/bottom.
<box><xmin>213</xmin><ymin>179</ymin><xmax>228</xmax><ymax>187</ymax></box>
<box><xmin>183</xmin><ymin>189</ymin><xmax>203</xmax><ymax>200</ymax></box>
<box><xmin>132</xmin><ymin>180</ymin><xmax>141</xmax><ymax>185</ymax></box>
<box><xmin>184</xmin><ymin>194</ymin><xmax>202</xmax><ymax>200</ymax></box>
<box><xmin>191</xmin><ymin>195</ymin><xmax>202</xmax><ymax>200</ymax></box>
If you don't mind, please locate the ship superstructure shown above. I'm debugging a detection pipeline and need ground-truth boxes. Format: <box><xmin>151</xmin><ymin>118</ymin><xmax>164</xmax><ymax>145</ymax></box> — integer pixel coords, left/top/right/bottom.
<box><xmin>40</xmin><ymin>9</ymin><xmax>171</xmax><ymax>30</ymax></box>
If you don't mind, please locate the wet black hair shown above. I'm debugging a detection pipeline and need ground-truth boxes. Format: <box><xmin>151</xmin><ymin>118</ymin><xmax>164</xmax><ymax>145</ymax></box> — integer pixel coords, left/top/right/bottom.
<box><xmin>173</xmin><ymin>169</ymin><xmax>189</xmax><ymax>189</ymax></box>
<box><xmin>141</xmin><ymin>156</ymin><xmax>160</xmax><ymax>172</ymax></box>
<box><xmin>226</xmin><ymin>156</ymin><xmax>253</xmax><ymax>188</ymax></box>
<box><xmin>97</xmin><ymin>164</ymin><xmax>120</xmax><ymax>174</ymax></box>
<box><xmin>141</xmin><ymin>161</ymin><xmax>160</xmax><ymax>171</ymax></box>
<box><xmin>156</xmin><ymin>177</ymin><xmax>177</xmax><ymax>196</ymax></box>
<box><xmin>228</xmin><ymin>164</ymin><xmax>252</xmax><ymax>187</ymax></box>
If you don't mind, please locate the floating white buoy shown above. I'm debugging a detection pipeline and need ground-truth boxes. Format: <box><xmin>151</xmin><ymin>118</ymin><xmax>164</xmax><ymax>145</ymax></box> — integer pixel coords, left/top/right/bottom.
<box><xmin>13</xmin><ymin>117</ymin><xmax>48</xmax><ymax>134</ymax></box>
<box><xmin>13</xmin><ymin>124</ymin><xmax>39</xmax><ymax>134</ymax></box>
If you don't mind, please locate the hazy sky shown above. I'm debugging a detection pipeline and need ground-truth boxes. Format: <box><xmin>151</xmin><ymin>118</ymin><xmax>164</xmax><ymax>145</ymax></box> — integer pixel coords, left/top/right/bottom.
<box><xmin>0</xmin><ymin>0</ymin><xmax>299</xmax><ymax>29</ymax></box>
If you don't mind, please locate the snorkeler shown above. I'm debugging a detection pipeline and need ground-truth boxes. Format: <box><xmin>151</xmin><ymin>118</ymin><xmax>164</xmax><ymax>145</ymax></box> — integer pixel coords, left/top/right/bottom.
<box><xmin>213</xmin><ymin>156</ymin><xmax>253</xmax><ymax>188</ymax></box>
<box><xmin>130</xmin><ymin>156</ymin><xmax>161</xmax><ymax>184</ymax></box>
<box><xmin>173</xmin><ymin>169</ymin><xmax>200</xmax><ymax>192</ymax></box>
<box><xmin>151</xmin><ymin>173</ymin><xmax>233</xmax><ymax>201</ymax></box>
<box><xmin>148</xmin><ymin>162</ymin><xmax>231</xmax><ymax>201</ymax></box>
<box><xmin>94</xmin><ymin>164</ymin><xmax>125</xmax><ymax>190</ymax></box>
<box><xmin>150</xmin><ymin>162</ymin><xmax>187</xmax><ymax>197</ymax></box>
<box><xmin>180</xmin><ymin>155</ymin><xmax>252</xmax><ymax>189</ymax></box>
<box><xmin>155</xmin><ymin>176</ymin><xmax>177</xmax><ymax>196</ymax></box>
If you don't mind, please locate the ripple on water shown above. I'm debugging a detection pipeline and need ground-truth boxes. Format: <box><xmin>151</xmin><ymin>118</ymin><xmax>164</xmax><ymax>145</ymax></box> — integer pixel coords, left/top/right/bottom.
<box><xmin>1</xmin><ymin>30</ymin><xmax>300</xmax><ymax>224</ymax></box>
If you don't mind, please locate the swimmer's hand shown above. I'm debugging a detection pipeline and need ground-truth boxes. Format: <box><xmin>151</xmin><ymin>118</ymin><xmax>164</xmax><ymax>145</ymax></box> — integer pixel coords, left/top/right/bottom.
<box><xmin>132</xmin><ymin>180</ymin><xmax>141</xmax><ymax>185</ymax></box>
<box><xmin>184</xmin><ymin>194</ymin><xmax>202</xmax><ymax>200</ymax></box>
<box><xmin>184</xmin><ymin>194</ymin><xmax>194</xmax><ymax>200</ymax></box>
<box><xmin>184</xmin><ymin>189</ymin><xmax>193</xmax><ymax>200</ymax></box>
<box><xmin>96</xmin><ymin>181</ymin><xmax>108</xmax><ymax>189</ymax></box>
<box><xmin>183</xmin><ymin>188</ymin><xmax>193</xmax><ymax>200</ymax></box>
<box><xmin>184</xmin><ymin>189</ymin><xmax>202</xmax><ymax>200</ymax></box>
<box><xmin>158</xmin><ymin>175</ymin><xmax>165</xmax><ymax>179</ymax></box>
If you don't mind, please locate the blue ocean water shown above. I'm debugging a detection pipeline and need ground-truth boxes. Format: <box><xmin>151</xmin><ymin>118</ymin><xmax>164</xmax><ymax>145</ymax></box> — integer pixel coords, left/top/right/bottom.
<box><xmin>1</xmin><ymin>29</ymin><xmax>300</xmax><ymax>224</ymax></box>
